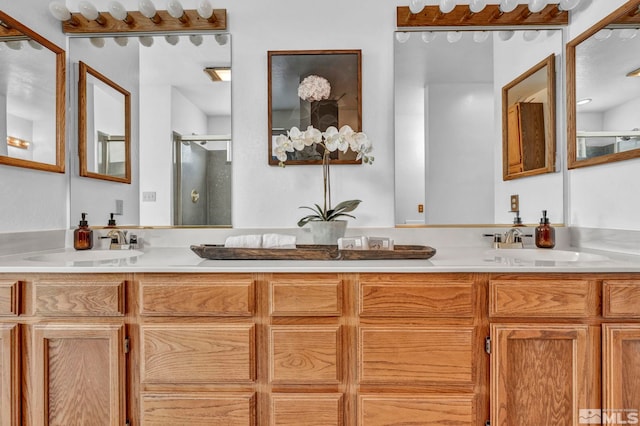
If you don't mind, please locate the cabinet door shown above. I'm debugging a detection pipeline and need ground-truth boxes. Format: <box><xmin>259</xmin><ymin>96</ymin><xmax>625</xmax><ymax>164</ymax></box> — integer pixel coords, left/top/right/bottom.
<box><xmin>603</xmin><ymin>324</ymin><xmax>640</xmax><ymax>423</ymax></box>
<box><xmin>491</xmin><ymin>324</ymin><xmax>598</xmax><ymax>426</ymax></box>
<box><xmin>30</xmin><ymin>323</ymin><xmax>126</xmax><ymax>426</ymax></box>
<box><xmin>0</xmin><ymin>324</ymin><xmax>18</xmax><ymax>426</ymax></box>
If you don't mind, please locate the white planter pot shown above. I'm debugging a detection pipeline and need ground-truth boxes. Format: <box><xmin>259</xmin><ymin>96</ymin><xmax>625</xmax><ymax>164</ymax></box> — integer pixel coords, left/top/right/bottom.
<box><xmin>309</xmin><ymin>220</ymin><xmax>347</xmax><ymax>245</ymax></box>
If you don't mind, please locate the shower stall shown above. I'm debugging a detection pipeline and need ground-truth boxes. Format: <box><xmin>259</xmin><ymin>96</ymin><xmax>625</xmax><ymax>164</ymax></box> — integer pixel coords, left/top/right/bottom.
<box><xmin>173</xmin><ymin>132</ymin><xmax>232</xmax><ymax>226</ymax></box>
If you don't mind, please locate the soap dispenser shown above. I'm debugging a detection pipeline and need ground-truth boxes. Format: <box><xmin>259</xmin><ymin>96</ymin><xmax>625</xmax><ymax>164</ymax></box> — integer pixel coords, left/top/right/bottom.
<box><xmin>74</xmin><ymin>212</ymin><xmax>93</xmax><ymax>250</ymax></box>
<box><xmin>107</xmin><ymin>213</ymin><xmax>117</xmax><ymax>227</ymax></box>
<box><xmin>535</xmin><ymin>210</ymin><xmax>555</xmax><ymax>249</ymax></box>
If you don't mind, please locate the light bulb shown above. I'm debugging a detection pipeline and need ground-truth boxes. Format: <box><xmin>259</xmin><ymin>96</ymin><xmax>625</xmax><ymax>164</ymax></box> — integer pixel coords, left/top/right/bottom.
<box><xmin>167</xmin><ymin>0</ymin><xmax>187</xmax><ymax>22</ymax></box>
<box><xmin>78</xmin><ymin>1</ymin><xmax>106</xmax><ymax>25</ymax></box>
<box><xmin>114</xmin><ymin>37</ymin><xmax>129</xmax><ymax>46</ymax></box>
<box><xmin>90</xmin><ymin>37</ymin><xmax>106</xmax><ymax>48</ymax></box>
<box><xmin>439</xmin><ymin>0</ymin><xmax>455</xmax><ymax>14</ymax></box>
<box><xmin>473</xmin><ymin>31</ymin><xmax>489</xmax><ymax>43</ymax></box>
<box><xmin>108</xmin><ymin>1</ymin><xmax>132</xmax><ymax>23</ymax></box>
<box><xmin>559</xmin><ymin>0</ymin><xmax>580</xmax><ymax>11</ymax></box>
<box><xmin>498</xmin><ymin>30</ymin><xmax>515</xmax><ymax>41</ymax></box>
<box><xmin>447</xmin><ymin>31</ymin><xmax>462</xmax><ymax>43</ymax></box>
<box><xmin>499</xmin><ymin>0</ymin><xmax>518</xmax><ymax>13</ymax></box>
<box><xmin>523</xmin><ymin>30</ymin><xmax>540</xmax><ymax>41</ymax></box>
<box><xmin>469</xmin><ymin>0</ymin><xmax>486</xmax><ymax>14</ymax></box>
<box><xmin>528</xmin><ymin>0</ymin><xmax>548</xmax><ymax>14</ymax></box>
<box><xmin>214</xmin><ymin>34</ymin><xmax>228</xmax><ymax>45</ymax></box>
<box><xmin>139</xmin><ymin>36</ymin><xmax>154</xmax><ymax>47</ymax></box>
<box><xmin>593</xmin><ymin>29</ymin><xmax>612</xmax><ymax>41</ymax></box>
<box><xmin>409</xmin><ymin>0</ymin><xmax>425</xmax><ymax>14</ymax></box>
<box><xmin>421</xmin><ymin>32</ymin><xmax>437</xmax><ymax>43</ymax></box>
<box><xmin>139</xmin><ymin>0</ymin><xmax>160</xmax><ymax>23</ymax></box>
<box><xmin>48</xmin><ymin>1</ymin><xmax>79</xmax><ymax>25</ymax></box>
<box><xmin>189</xmin><ymin>34</ymin><xmax>203</xmax><ymax>46</ymax></box>
<box><xmin>27</xmin><ymin>40</ymin><xmax>43</xmax><ymax>50</ymax></box>
<box><xmin>165</xmin><ymin>35</ymin><xmax>180</xmax><ymax>45</ymax></box>
<box><xmin>197</xmin><ymin>0</ymin><xmax>214</xmax><ymax>19</ymax></box>
<box><xmin>6</xmin><ymin>41</ymin><xmax>22</xmax><ymax>50</ymax></box>
<box><xmin>395</xmin><ymin>32</ymin><xmax>411</xmax><ymax>43</ymax></box>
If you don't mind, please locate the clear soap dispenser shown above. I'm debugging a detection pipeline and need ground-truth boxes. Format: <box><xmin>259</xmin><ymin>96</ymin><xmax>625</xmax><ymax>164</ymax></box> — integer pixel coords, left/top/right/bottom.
<box><xmin>535</xmin><ymin>210</ymin><xmax>555</xmax><ymax>249</ymax></box>
<box><xmin>74</xmin><ymin>212</ymin><xmax>93</xmax><ymax>250</ymax></box>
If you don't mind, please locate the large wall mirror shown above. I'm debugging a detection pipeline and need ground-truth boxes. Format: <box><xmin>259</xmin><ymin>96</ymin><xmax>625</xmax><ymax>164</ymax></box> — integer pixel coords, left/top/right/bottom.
<box><xmin>78</xmin><ymin>61</ymin><xmax>131</xmax><ymax>183</ymax></box>
<box><xmin>0</xmin><ymin>11</ymin><xmax>65</xmax><ymax>173</ymax></box>
<box><xmin>394</xmin><ymin>28</ymin><xmax>563</xmax><ymax>225</ymax></box>
<box><xmin>568</xmin><ymin>0</ymin><xmax>640</xmax><ymax>169</ymax></box>
<box><xmin>502</xmin><ymin>54</ymin><xmax>556</xmax><ymax>180</ymax></box>
<box><xmin>69</xmin><ymin>33</ymin><xmax>231</xmax><ymax>227</ymax></box>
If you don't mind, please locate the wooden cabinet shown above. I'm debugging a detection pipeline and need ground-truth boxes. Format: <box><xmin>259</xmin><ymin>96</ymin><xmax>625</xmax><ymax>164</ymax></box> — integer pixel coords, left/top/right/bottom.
<box><xmin>0</xmin><ymin>323</ymin><xmax>18</xmax><ymax>425</ymax></box>
<box><xmin>506</xmin><ymin>102</ymin><xmax>546</xmax><ymax>175</ymax></box>
<box><xmin>603</xmin><ymin>324</ymin><xmax>640</xmax><ymax>421</ymax></box>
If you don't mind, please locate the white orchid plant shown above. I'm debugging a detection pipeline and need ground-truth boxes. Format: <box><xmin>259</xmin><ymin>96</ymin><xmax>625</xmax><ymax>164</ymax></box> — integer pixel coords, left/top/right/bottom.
<box><xmin>272</xmin><ymin>125</ymin><xmax>374</xmax><ymax>227</ymax></box>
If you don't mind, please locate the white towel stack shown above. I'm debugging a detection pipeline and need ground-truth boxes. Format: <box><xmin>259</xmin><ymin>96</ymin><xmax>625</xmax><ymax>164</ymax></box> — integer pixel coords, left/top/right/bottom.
<box><xmin>224</xmin><ymin>234</ymin><xmax>297</xmax><ymax>249</ymax></box>
<box><xmin>224</xmin><ymin>234</ymin><xmax>263</xmax><ymax>248</ymax></box>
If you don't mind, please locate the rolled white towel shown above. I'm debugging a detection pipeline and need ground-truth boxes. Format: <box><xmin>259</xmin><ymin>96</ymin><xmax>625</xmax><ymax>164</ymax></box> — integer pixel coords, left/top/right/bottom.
<box><xmin>262</xmin><ymin>233</ymin><xmax>297</xmax><ymax>249</ymax></box>
<box><xmin>224</xmin><ymin>234</ymin><xmax>263</xmax><ymax>248</ymax></box>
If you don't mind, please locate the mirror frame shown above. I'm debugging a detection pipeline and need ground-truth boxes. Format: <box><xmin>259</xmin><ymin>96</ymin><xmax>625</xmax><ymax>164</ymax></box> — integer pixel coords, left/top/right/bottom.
<box><xmin>78</xmin><ymin>60</ymin><xmax>131</xmax><ymax>183</ymax></box>
<box><xmin>267</xmin><ymin>49</ymin><xmax>362</xmax><ymax>165</ymax></box>
<box><xmin>502</xmin><ymin>54</ymin><xmax>556</xmax><ymax>180</ymax></box>
<box><xmin>0</xmin><ymin>11</ymin><xmax>65</xmax><ymax>173</ymax></box>
<box><xmin>567</xmin><ymin>0</ymin><xmax>640</xmax><ymax>169</ymax></box>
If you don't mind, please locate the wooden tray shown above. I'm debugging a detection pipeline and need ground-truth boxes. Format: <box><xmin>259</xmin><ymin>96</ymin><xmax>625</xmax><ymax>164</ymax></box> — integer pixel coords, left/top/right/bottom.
<box><xmin>190</xmin><ymin>244</ymin><xmax>436</xmax><ymax>261</ymax></box>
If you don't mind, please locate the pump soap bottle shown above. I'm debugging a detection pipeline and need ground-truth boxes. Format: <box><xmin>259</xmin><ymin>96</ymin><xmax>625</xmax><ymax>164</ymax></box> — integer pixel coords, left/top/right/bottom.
<box><xmin>74</xmin><ymin>212</ymin><xmax>93</xmax><ymax>250</ymax></box>
<box><xmin>535</xmin><ymin>210</ymin><xmax>555</xmax><ymax>249</ymax></box>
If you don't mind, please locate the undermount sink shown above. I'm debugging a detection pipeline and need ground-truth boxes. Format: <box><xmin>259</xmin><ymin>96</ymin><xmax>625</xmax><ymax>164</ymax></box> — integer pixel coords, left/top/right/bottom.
<box><xmin>27</xmin><ymin>249</ymin><xmax>143</xmax><ymax>263</ymax></box>
<box><xmin>485</xmin><ymin>249</ymin><xmax>610</xmax><ymax>263</ymax></box>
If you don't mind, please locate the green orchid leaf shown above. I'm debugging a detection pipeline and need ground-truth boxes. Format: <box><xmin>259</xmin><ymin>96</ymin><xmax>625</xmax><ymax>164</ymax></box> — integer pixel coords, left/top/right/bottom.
<box><xmin>332</xmin><ymin>199</ymin><xmax>361</xmax><ymax>213</ymax></box>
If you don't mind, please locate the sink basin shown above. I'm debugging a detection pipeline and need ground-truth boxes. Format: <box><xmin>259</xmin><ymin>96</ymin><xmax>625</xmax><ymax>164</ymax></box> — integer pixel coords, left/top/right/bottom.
<box><xmin>27</xmin><ymin>249</ymin><xmax>143</xmax><ymax>263</ymax></box>
<box><xmin>485</xmin><ymin>249</ymin><xmax>610</xmax><ymax>263</ymax></box>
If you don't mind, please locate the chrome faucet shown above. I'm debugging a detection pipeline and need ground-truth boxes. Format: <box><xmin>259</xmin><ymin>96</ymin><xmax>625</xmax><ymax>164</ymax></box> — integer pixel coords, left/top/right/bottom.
<box><xmin>484</xmin><ymin>228</ymin><xmax>532</xmax><ymax>249</ymax></box>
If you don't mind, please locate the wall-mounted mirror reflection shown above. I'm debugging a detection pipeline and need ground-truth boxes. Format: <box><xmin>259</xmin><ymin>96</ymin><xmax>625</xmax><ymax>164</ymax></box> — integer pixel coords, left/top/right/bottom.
<box><xmin>394</xmin><ymin>29</ymin><xmax>563</xmax><ymax>226</ymax></box>
<box><xmin>0</xmin><ymin>11</ymin><xmax>65</xmax><ymax>173</ymax></box>
<box><xmin>69</xmin><ymin>33</ymin><xmax>231</xmax><ymax>227</ymax></box>
<box><xmin>568</xmin><ymin>0</ymin><xmax>640</xmax><ymax>168</ymax></box>
<box><xmin>79</xmin><ymin>61</ymin><xmax>131</xmax><ymax>183</ymax></box>
<box><xmin>502</xmin><ymin>54</ymin><xmax>555</xmax><ymax>180</ymax></box>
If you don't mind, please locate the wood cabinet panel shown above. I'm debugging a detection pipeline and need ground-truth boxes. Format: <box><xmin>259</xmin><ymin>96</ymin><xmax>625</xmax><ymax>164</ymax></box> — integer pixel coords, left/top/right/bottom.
<box><xmin>271</xmin><ymin>394</ymin><xmax>343</xmax><ymax>426</ymax></box>
<box><xmin>0</xmin><ymin>324</ymin><xmax>18</xmax><ymax>426</ymax></box>
<box><xmin>270</xmin><ymin>326</ymin><xmax>341</xmax><ymax>384</ymax></box>
<box><xmin>603</xmin><ymin>280</ymin><xmax>640</xmax><ymax>318</ymax></box>
<box><xmin>603</xmin><ymin>324</ymin><xmax>640</xmax><ymax>419</ymax></box>
<box><xmin>141</xmin><ymin>324</ymin><xmax>255</xmax><ymax>384</ymax></box>
<box><xmin>489</xmin><ymin>279</ymin><xmax>597</xmax><ymax>318</ymax></box>
<box><xmin>140</xmin><ymin>279</ymin><xmax>255</xmax><ymax>316</ymax></box>
<box><xmin>491</xmin><ymin>324</ymin><xmax>598</xmax><ymax>426</ymax></box>
<box><xmin>32</xmin><ymin>279</ymin><xmax>125</xmax><ymax>316</ymax></box>
<box><xmin>358</xmin><ymin>394</ymin><xmax>475</xmax><ymax>426</ymax></box>
<box><xmin>141</xmin><ymin>392</ymin><xmax>255</xmax><ymax>426</ymax></box>
<box><xmin>31</xmin><ymin>323</ymin><xmax>125</xmax><ymax>426</ymax></box>
<box><xmin>269</xmin><ymin>279</ymin><xmax>342</xmax><ymax>316</ymax></box>
<box><xmin>359</xmin><ymin>327</ymin><xmax>474</xmax><ymax>384</ymax></box>
<box><xmin>359</xmin><ymin>280</ymin><xmax>474</xmax><ymax>317</ymax></box>
<box><xmin>0</xmin><ymin>281</ymin><xmax>19</xmax><ymax>316</ymax></box>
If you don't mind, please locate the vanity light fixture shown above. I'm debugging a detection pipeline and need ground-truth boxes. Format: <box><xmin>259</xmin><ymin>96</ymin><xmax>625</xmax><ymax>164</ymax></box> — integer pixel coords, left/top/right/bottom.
<box><xmin>138</xmin><ymin>0</ymin><xmax>162</xmax><ymax>24</ymax></box>
<box><xmin>409</xmin><ymin>0</ymin><xmax>425</xmax><ymax>14</ymax></box>
<box><xmin>395</xmin><ymin>32</ymin><xmax>411</xmax><ymax>43</ymax></box>
<box><xmin>558</xmin><ymin>0</ymin><xmax>581</xmax><ymax>11</ymax></box>
<box><xmin>576</xmin><ymin>98</ymin><xmax>592</xmax><ymax>106</ymax></box>
<box><xmin>439</xmin><ymin>0</ymin><xmax>456</xmax><ymax>14</ymax></box>
<box><xmin>197</xmin><ymin>0</ymin><xmax>217</xmax><ymax>22</ymax></box>
<box><xmin>7</xmin><ymin>136</ymin><xmax>30</xmax><ymax>150</ymax></box>
<box><xmin>204</xmin><ymin>67</ymin><xmax>231</xmax><ymax>82</ymax></box>
<box><xmin>78</xmin><ymin>1</ymin><xmax>107</xmax><ymax>26</ymax></box>
<box><xmin>48</xmin><ymin>2</ymin><xmax>80</xmax><ymax>26</ymax></box>
<box><xmin>469</xmin><ymin>0</ymin><xmax>487</xmax><ymax>14</ymax></box>
<box><xmin>528</xmin><ymin>0</ymin><xmax>549</xmax><ymax>14</ymax></box>
<box><xmin>108</xmin><ymin>1</ymin><xmax>134</xmax><ymax>25</ymax></box>
<box><xmin>626</xmin><ymin>67</ymin><xmax>640</xmax><ymax>78</ymax></box>
<box><xmin>421</xmin><ymin>31</ymin><xmax>437</xmax><ymax>43</ymax></box>
<box><xmin>167</xmin><ymin>0</ymin><xmax>189</xmax><ymax>24</ymax></box>
<box><xmin>499</xmin><ymin>0</ymin><xmax>519</xmax><ymax>14</ymax></box>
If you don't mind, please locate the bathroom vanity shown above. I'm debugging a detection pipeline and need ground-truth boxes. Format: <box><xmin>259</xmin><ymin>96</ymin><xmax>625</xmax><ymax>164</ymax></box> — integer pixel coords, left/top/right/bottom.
<box><xmin>1</xmin><ymin>248</ymin><xmax>639</xmax><ymax>425</ymax></box>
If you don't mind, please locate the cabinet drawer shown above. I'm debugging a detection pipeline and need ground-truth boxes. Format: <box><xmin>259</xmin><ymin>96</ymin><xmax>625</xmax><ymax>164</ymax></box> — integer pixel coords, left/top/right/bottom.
<box><xmin>489</xmin><ymin>279</ymin><xmax>597</xmax><ymax>318</ymax></box>
<box><xmin>359</xmin><ymin>326</ymin><xmax>474</xmax><ymax>385</ymax></box>
<box><xmin>603</xmin><ymin>280</ymin><xmax>640</xmax><ymax>318</ymax></box>
<box><xmin>270</xmin><ymin>326</ymin><xmax>341</xmax><ymax>384</ymax></box>
<box><xmin>141</xmin><ymin>393</ymin><xmax>255</xmax><ymax>426</ymax></box>
<box><xmin>32</xmin><ymin>278</ymin><xmax>125</xmax><ymax>316</ymax></box>
<box><xmin>271</xmin><ymin>394</ymin><xmax>343</xmax><ymax>426</ymax></box>
<box><xmin>358</xmin><ymin>394</ymin><xmax>475</xmax><ymax>426</ymax></box>
<box><xmin>141</xmin><ymin>324</ymin><xmax>255</xmax><ymax>384</ymax></box>
<box><xmin>269</xmin><ymin>279</ymin><xmax>342</xmax><ymax>316</ymax></box>
<box><xmin>359</xmin><ymin>280</ymin><xmax>474</xmax><ymax>317</ymax></box>
<box><xmin>140</xmin><ymin>279</ymin><xmax>254</xmax><ymax>316</ymax></box>
<box><xmin>0</xmin><ymin>281</ymin><xmax>19</xmax><ymax>316</ymax></box>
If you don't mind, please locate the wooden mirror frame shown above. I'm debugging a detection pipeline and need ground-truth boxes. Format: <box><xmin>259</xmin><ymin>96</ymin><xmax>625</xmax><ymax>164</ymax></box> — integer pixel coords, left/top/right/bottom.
<box><xmin>267</xmin><ymin>49</ymin><xmax>362</xmax><ymax>165</ymax></box>
<box><xmin>0</xmin><ymin>11</ymin><xmax>65</xmax><ymax>173</ymax></box>
<box><xmin>567</xmin><ymin>0</ymin><xmax>640</xmax><ymax>169</ymax></box>
<box><xmin>78</xmin><ymin>61</ymin><xmax>131</xmax><ymax>183</ymax></box>
<box><xmin>502</xmin><ymin>54</ymin><xmax>556</xmax><ymax>180</ymax></box>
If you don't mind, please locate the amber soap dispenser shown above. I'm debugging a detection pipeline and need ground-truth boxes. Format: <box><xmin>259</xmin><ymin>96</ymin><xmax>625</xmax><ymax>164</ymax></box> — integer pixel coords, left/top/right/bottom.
<box><xmin>535</xmin><ymin>210</ymin><xmax>555</xmax><ymax>249</ymax></box>
<box><xmin>74</xmin><ymin>212</ymin><xmax>93</xmax><ymax>250</ymax></box>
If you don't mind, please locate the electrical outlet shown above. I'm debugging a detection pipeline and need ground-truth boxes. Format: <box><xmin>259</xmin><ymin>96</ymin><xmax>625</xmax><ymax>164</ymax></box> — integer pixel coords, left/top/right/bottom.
<box><xmin>142</xmin><ymin>191</ymin><xmax>156</xmax><ymax>202</ymax></box>
<box><xmin>510</xmin><ymin>194</ymin><xmax>519</xmax><ymax>212</ymax></box>
<box><xmin>418</xmin><ymin>204</ymin><xmax>424</xmax><ymax>213</ymax></box>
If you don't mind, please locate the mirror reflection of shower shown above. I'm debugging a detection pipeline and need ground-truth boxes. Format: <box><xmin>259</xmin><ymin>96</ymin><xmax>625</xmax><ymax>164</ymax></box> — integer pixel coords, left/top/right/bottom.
<box><xmin>173</xmin><ymin>132</ymin><xmax>232</xmax><ymax>226</ymax></box>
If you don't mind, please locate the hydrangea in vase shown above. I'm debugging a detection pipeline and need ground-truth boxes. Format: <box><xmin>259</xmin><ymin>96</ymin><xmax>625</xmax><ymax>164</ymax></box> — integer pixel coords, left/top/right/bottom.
<box><xmin>272</xmin><ymin>125</ymin><xmax>374</xmax><ymax>244</ymax></box>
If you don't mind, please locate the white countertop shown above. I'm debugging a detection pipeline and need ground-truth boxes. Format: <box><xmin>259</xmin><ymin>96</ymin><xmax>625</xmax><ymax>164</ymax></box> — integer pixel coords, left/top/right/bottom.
<box><xmin>1</xmin><ymin>246</ymin><xmax>639</xmax><ymax>273</ymax></box>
